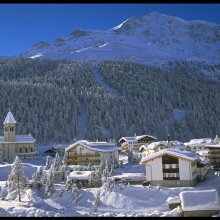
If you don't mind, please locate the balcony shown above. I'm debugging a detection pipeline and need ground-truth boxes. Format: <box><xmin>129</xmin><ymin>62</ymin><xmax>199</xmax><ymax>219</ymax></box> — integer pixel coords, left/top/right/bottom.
<box><xmin>66</xmin><ymin>153</ymin><xmax>100</xmax><ymax>158</ymax></box>
<box><xmin>67</xmin><ymin>158</ymin><xmax>101</xmax><ymax>165</ymax></box>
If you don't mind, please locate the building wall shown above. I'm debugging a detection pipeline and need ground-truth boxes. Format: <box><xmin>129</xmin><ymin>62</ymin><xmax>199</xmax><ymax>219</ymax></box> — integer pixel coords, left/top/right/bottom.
<box><xmin>179</xmin><ymin>159</ymin><xmax>191</xmax><ymax>180</ymax></box>
<box><xmin>1</xmin><ymin>142</ymin><xmax>36</xmax><ymax>162</ymax></box>
<box><xmin>16</xmin><ymin>143</ymin><xmax>35</xmax><ymax>154</ymax></box>
<box><xmin>145</xmin><ymin>157</ymin><xmax>163</xmax><ymax>181</ymax></box>
<box><xmin>4</xmin><ymin>124</ymin><xmax>16</xmax><ymax>142</ymax></box>
<box><xmin>65</xmin><ymin>144</ymin><xmax>119</xmax><ymax>165</ymax></box>
<box><xmin>2</xmin><ymin>143</ymin><xmax>16</xmax><ymax>162</ymax></box>
<box><xmin>144</xmin><ymin>156</ymin><xmax>197</xmax><ymax>187</ymax></box>
<box><xmin>150</xmin><ymin>180</ymin><xmax>196</xmax><ymax>187</ymax></box>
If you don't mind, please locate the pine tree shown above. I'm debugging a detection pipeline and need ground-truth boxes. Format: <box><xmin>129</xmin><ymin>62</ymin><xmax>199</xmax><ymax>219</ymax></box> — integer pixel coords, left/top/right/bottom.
<box><xmin>31</xmin><ymin>169</ymin><xmax>42</xmax><ymax>189</ymax></box>
<box><xmin>44</xmin><ymin>168</ymin><xmax>54</xmax><ymax>197</ymax></box>
<box><xmin>53</xmin><ymin>151</ymin><xmax>62</xmax><ymax>171</ymax></box>
<box><xmin>0</xmin><ymin>187</ymin><xmax>8</xmax><ymax>200</ymax></box>
<box><xmin>7</xmin><ymin>156</ymin><xmax>28</xmax><ymax>202</ymax></box>
<box><xmin>45</xmin><ymin>155</ymin><xmax>53</xmax><ymax>169</ymax></box>
<box><xmin>92</xmin><ymin>191</ymin><xmax>101</xmax><ymax>211</ymax></box>
<box><xmin>214</xmin><ymin>135</ymin><xmax>220</xmax><ymax>144</ymax></box>
<box><xmin>71</xmin><ymin>185</ymin><xmax>83</xmax><ymax>205</ymax></box>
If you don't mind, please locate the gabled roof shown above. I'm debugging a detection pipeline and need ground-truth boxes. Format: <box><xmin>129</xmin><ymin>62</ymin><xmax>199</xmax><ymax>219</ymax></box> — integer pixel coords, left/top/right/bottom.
<box><xmin>0</xmin><ymin>135</ymin><xmax>35</xmax><ymax>143</ymax></box>
<box><xmin>140</xmin><ymin>148</ymin><xmax>198</xmax><ymax>164</ymax></box>
<box><xmin>44</xmin><ymin>149</ymin><xmax>57</xmax><ymax>154</ymax></box>
<box><xmin>16</xmin><ymin>135</ymin><xmax>35</xmax><ymax>143</ymax></box>
<box><xmin>3</xmin><ymin>110</ymin><xmax>16</xmax><ymax>124</ymax></box>
<box><xmin>185</xmin><ymin>138</ymin><xmax>213</xmax><ymax>146</ymax></box>
<box><xmin>119</xmin><ymin>134</ymin><xmax>157</xmax><ymax>143</ymax></box>
<box><xmin>147</xmin><ymin>141</ymin><xmax>168</xmax><ymax>150</ymax></box>
<box><xmin>139</xmin><ymin>144</ymin><xmax>149</xmax><ymax>152</ymax></box>
<box><xmin>67</xmin><ymin>171</ymin><xmax>94</xmax><ymax>180</ymax></box>
<box><xmin>65</xmin><ymin>140</ymin><xmax>121</xmax><ymax>152</ymax></box>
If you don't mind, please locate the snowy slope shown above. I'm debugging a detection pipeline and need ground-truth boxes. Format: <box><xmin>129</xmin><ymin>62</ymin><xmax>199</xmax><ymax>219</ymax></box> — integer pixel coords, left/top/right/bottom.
<box><xmin>21</xmin><ymin>11</ymin><xmax>220</xmax><ymax>65</ymax></box>
<box><xmin>0</xmin><ymin>157</ymin><xmax>220</xmax><ymax>217</ymax></box>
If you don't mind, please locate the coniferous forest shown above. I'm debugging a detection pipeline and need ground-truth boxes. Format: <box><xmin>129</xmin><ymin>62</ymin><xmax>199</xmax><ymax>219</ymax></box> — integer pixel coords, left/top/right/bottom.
<box><xmin>0</xmin><ymin>57</ymin><xmax>220</xmax><ymax>144</ymax></box>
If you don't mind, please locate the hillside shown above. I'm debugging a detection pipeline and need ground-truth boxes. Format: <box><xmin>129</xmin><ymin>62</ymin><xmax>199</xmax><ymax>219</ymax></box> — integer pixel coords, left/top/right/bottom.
<box><xmin>20</xmin><ymin>11</ymin><xmax>220</xmax><ymax>66</ymax></box>
<box><xmin>0</xmin><ymin>58</ymin><xmax>220</xmax><ymax>144</ymax></box>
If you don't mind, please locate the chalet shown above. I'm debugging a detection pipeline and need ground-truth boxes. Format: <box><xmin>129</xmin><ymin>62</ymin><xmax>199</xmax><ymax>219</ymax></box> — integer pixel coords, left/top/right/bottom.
<box><xmin>64</xmin><ymin>140</ymin><xmax>121</xmax><ymax>165</ymax></box>
<box><xmin>184</xmin><ymin>138</ymin><xmax>213</xmax><ymax>152</ymax></box>
<box><xmin>139</xmin><ymin>140</ymin><xmax>186</xmax><ymax>157</ymax></box>
<box><xmin>179</xmin><ymin>189</ymin><xmax>220</xmax><ymax>217</ymax></box>
<box><xmin>111</xmin><ymin>173</ymin><xmax>146</xmax><ymax>185</ymax></box>
<box><xmin>119</xmin><ymin>134</ymin><xmax>157</xmax><ymax>153</ymax></box>
<box><xmin>0</xmin><ymin>110</ymin><xmax>37</xmax><ymax>162</ymax></box>
<box><xmin>140</xmin><ymin>148</ymin><xmax>208</xmax><ymax>187</ymax></box>
<box><xmin>140</xmin><ymin>141</ymin><xmax>169</xmax><ymax>157</ymax></box>
<box><xmin>204</xmin><ymin>144</ymin><xmax>220</xmax><ymax>169</ymax></box>
<box><xmin>66</xmin><ymin>170</ymin><xmax>95</xmax><ymax>186</ymax></box>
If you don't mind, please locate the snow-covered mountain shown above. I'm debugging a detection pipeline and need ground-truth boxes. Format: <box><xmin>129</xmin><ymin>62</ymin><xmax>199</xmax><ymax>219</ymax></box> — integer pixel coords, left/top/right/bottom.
<box><xmin>21</xmin><ymin>11</ymin><xmax>220</xmax><ymax>65</ymax></box>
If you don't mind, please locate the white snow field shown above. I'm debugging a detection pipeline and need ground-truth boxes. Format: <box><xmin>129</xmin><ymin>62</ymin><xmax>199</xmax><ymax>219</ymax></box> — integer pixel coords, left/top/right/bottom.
<box><xmin>0</xmin><ymin>150</ymin><xmax>220</xmax><ymax>217</ymax></box>
<box><xmin>22</xmin><ymin>12</ymin><xmax>220</xmax><ymax>67</ymax></box>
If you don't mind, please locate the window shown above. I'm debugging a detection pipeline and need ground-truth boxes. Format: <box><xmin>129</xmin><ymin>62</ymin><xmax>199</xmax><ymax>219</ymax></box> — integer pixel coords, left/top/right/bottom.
<box><xmin>163</xmin><ymin>173</ymin><xmax>180</xmax><ymax>180</ymax></box>
<box><xmin>162</xmin><ymin>155</ymin><xmax>178</xmax><ymax>164</ymax></box>
<box><xmin>20</xmin><ymin>148</ymin><xmax>22</xmax><ymax>153</ymax></box>
<box><xmin>25</xmin><ymin>148</ymin><xmax>28</xmax><ymax>153</ymax></box>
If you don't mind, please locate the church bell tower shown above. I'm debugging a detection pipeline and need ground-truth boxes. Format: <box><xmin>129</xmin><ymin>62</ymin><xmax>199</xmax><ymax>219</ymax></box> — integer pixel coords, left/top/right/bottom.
<box><xmin>3</xmin><ymin>109</ymin><xmax>16</xmax><ymax>142</ymax></box>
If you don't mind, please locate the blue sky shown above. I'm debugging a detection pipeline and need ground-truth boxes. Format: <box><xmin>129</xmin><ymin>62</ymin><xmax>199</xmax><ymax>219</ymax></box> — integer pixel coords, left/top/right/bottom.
<box><xmin>0</xmin><ymin>3</ymin><xmax>220</xmax><ymax>56</ymax></box>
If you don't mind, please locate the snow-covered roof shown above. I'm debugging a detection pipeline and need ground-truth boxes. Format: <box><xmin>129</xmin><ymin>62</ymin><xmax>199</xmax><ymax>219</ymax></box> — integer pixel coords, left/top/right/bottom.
<box><xmin>196</xmin><ymin>149</ymin><xmax>209</xmax><ymax>157</ymax></box>
<box><xmin>111</xmin><ymin>173</ymin><xmax>146</xmax><ymax>181</ymax></box>
<box><xmin>65</xmin><ymin>140</ymin><xmax>121</xmax><ymax>152</ymax></box>
<box><xmin>185</xmin><ymin>138</ymin><xmax>213</xmax><ymax>146</ymax></box>
<box><xmin>179</xmin><ymin>189</ymin><xmax>220</xmax><ymax>211</ymax></box>
<box><xmin>3</xmin><ymin>110</ymin><xmax>16</xmax><ymax>124</ymax></box>
<box><xmin>67</xmin><ymin>171</ymin><xmax>94</xmax><ymax>180</ymax></box>
<box><xmin>0</xmin><ymin>135</ymin><xmax>35</xmax><ymax>143</ymax></box>
<box><xmin>205</xmin><ymin>144</ymin><xmax>220</xmax><ymax>149</ymax></box>
<box><xmin>147</xmin><ymin>141</ymin><xmax>168</xmax><ymax>150</ymax></box>
<box><xmin>197</xmin><ymin>156</ymin><xmax>209</xmax><ymax>165</ymax></box>
<box><xmin>119</xmin><ymin>134</ymin><xmax>157</xmax><ymax>143</ymax></box>
<box><xmin>166</xmin><ymin>196</ymin><xmax>181</xmax><ymax>205</ymax></box>
<box><xmin>16</xmin><ymin>135</ymin><xmax>35</xmax><ymax>143</ymax></box>
<box><xmin>139</xmin><ymin>144</ymin><xmax>149</xmax><ymax>151</ymax></box>
<box><xmin>141</xmin><ymin>148</ymin><xmax>198</xmax><ymax>164</ymax></box>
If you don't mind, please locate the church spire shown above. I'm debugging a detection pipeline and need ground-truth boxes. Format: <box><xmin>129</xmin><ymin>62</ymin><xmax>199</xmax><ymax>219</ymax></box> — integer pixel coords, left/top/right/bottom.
<box><xmin>3</xmin><ymin>110</ymin><xmax>16</xmax><ymax>125</ymax></box>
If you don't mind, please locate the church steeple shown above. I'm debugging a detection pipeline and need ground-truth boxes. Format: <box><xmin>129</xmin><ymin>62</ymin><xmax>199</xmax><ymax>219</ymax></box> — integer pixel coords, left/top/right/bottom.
<box><xmin>3</xmin><ymin>109</ymin><xmax>16</xmax><ymax>142</ymax></box>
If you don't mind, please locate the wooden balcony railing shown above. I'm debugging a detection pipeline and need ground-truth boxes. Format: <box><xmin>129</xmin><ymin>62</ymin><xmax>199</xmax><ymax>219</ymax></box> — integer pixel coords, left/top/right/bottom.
<box><xmin>66</xmin><ymin>153</ymin><xmax>100</xmax><ymax>158</ymax></box>
<box><xmin>67</xmin><ymin>159</ymin><xmax>101</xmax><ymax>164</ymax></box>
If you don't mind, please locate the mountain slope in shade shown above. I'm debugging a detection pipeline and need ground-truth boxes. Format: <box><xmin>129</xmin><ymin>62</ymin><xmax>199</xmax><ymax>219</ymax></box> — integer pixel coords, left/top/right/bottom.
<box><xmin>20</xmin><ymin>11</ymin><xmax>220</xmax><ymax>65</ymax></box>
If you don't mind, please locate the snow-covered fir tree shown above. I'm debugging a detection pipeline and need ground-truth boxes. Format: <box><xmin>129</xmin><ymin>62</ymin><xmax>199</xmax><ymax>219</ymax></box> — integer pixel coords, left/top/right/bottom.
<box><xmin>7</xmin><ymin>156</ymin><xmax>28</xmax><ymax>201</ymax></box>
<box><xmin>214</xmin><ymin>135</ymin><xmax>220</xmax><ymax>144</ymax></box>
<box><xmin>45</xmin><ymin>155</ymin><xmax>53</xmax><ymax>169</ymax></box>
<box><xmin>30</xmin><ymin>168</ymin><xmax>42</xmax><ymax>189</ymax></box>
<box><xmin>44</xmin><ymin>167</ymin><xmax>54</xmax><ymax>197</ymax></box>
<box><xmin>92</xmin><ymin>190</ymin><xmax>101</xmax><ymax>211</ymax></box>
<box><xmin>71</xmin><ymin>185</ymin><xmax>83</xmax><ymax>206</ymax></box>
<box><xmin>53</xmin><ymin>151</ymin><xmax>62</xmax><ymax>171</ymax></box>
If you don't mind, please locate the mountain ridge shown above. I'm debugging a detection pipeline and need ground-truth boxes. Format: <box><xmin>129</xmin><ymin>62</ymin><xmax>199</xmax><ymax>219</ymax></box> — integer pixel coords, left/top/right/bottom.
<box><xmin>20</xmin><ymin>11</ymin><xmax>220</xmax><ymax>66</ymax></box>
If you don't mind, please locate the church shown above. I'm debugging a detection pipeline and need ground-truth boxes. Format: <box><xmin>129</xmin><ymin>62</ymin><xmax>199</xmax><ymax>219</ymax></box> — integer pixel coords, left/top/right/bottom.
<box><xmin>0</xmin><ymin>110</ymin><xmax>37</xmax><ymax>162</ymax></box>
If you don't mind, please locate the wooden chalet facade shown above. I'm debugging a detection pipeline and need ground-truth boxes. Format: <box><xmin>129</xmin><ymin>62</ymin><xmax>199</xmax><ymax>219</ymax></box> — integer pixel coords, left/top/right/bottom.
<box><xmin>204</xmin><ymin>144</ymin><xmax>220</xmax><ymax>169</ymax></box>
<box><xmin>119</xmin><ymin>134</ymin><xmax>157</xmax><ymax>153</ymax></box>
<box><xmin>64</xmin><ymin>140</ymin><xmax>121</xmax><ymax>165</ymax></box>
